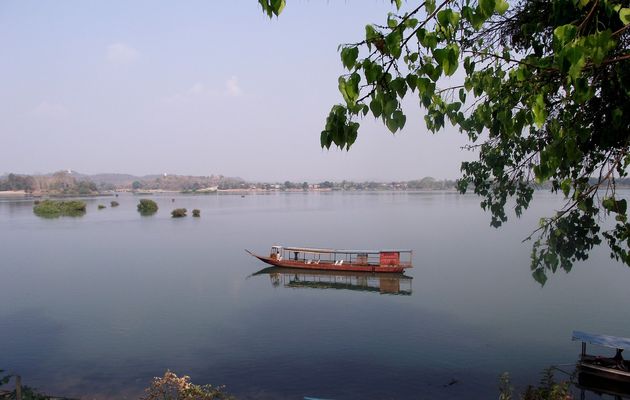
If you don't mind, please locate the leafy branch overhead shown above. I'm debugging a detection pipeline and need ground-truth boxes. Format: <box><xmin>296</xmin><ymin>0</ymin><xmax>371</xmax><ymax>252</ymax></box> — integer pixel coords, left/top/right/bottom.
<box><xmin>261</xmin><ymin>0</ymin><xmax>630</xmax><ymax>285</ymax></box>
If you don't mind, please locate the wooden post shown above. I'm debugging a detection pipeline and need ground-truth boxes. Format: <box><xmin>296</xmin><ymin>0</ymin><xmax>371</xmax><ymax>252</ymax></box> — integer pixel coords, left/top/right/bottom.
<box><xmin>15</xmin><ymin>375</ymin><xmax>22</xmax><ymax>400</ymax></box>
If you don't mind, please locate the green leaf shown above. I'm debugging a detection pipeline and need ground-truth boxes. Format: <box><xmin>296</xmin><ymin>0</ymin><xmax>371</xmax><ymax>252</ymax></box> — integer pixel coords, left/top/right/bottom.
<box><xmin>616</xmin><ymin>199</ymin><xmax>626</xmax><ymax>214</ymax></box>
<box><xmin>422</xmin><ymin>63</ymin><xmax>442</xmax><ymax>82</ymax></box>
<box><xmin>386</xmin><ymin>117</ymin><xmax>398</xmax><ymax>133</ymax></box>
<box><xmin>426</xmin><ymin>0</ymin><xmax>436</xmax><ymax>14</ymax></box>
<box><xmin>259</xmin><ymin>0</ymin><xmax>286</xmax><ymax>17</ymax></box>
<box><xmin>345</xmin><ymin>122</ymin><xmax>359</xmax><ymax>149</ymax></box>
<box><xmin>406</xmin><ymin>18</ymin><xmax>419</xmax><ymax>29</ymax></box>
<box><xmin>390</xmin><ymin>77</ymin><xmax>407</xmax><ymax>98</ymax></box>
<box><xmin>384</xmin><ymin>98</ymin><xmax>398</xmax><ymax>116</ymax></box>
<box><xmin>370</xmin><ymin>98</ymin><xmax>383</xmax><ymax>118</ymax></box>
<box><xmin>340</xmin><ymin>47</ymin><xmax>359</xmax><ymax>70</ymax></box>
<box><xmin>406</xmin><ymin>74</ymin><xmax>417</xmax><ymax>92</ymax></box>
<box><xmin>338</xmin><ymin>73</ymin><xmax>360</xmax><ymax>106</ymax></box>
<box><xmin>433</xmin><ymin>45</ymin><xmax>459</xmax><ymax>76</ymax></box>
<box><xmin>532</xmin><ymin>93</ymin><xmax>547</xmax><ymax>128</ymax></box>
<box><xmin>553</xmin><ymin>24</ymin><xmax>577</xmax><ymax>47</ymax></box>
<box><xmin>495</xmin><ymin>0</ymin><xmax>509</xmax><ymax>14</ymax></box>
<box><xmin>603</xmin><ymin>197</ymin><xmax>616</xmax><ymax>211</ymax></box>
<box><xmin>365</xmin><ymin>25</ymin><xmax>381</xmax><ymax>50</ymax></box>
<box><xmin>585</xmin><ymin>30</ymin><xmax>615</xmax><ymax>66</ymax></box>
<box><xmin>417</xmin><ymin>29</ymin><xmax>439</xmax><ymax>49</ymax></box>
<box><xmin>321</xmin><ymin>130</ymin><xmax>331</xmax><ymax>149</ymax></box>
<box><xmin>363</xmin><ymin>59</ymin><xmax>382</xmax><ymax>83</ymax></box>
<box><xmin>385</xmin><ymin>30</ymin><xmax>403</xmax><ymax>58</ymax></box>
<box><xmin>563</xmin><ymin>46</ymin><xmax>586</xmax><ymax>80</ymax></box>
<box><xmin>561</xmin><ymin>179</ymin><xmax>571</xmax><ymax>197</ymax></box>
<box><xmin>603</xmin><ymin>198</ymin><xmax>628</xmax><ymax>214</ymax></box>
<box><xmin>437</xmin><ymin>9</ymin><xmax>460</xmax><ymax>27</ymax></box>
<box><xmin>478</xmin><ymin>0</ymin><xmax>496</xmax><ymax>17</ymax></box>
<box><xmin>459</xmin><ymin>88</ymin><xmax>466</xmax><ymax>103</ymax></box>
<box><xmin>387</xmin><ymin>14</ymin><xmax>398</xmax><ymax>29</ymax></box>
<box><xmin>532</xmin><ymin>268</ymin><xmax>548</xmax><ymax>286</ymax></box>
<box><xmin>395</xmin><ymin>110</ymin><xmax>406</xmax><ymax>130</ymax></box>
<box><xmin>620</xmin><ymin>8</ymin><xmax>630</xmax><ymax>25</ymax></box>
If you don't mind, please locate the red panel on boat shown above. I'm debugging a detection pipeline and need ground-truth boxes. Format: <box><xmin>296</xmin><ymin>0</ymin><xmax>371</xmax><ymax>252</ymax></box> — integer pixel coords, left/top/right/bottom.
<box><xmin>379</xmin><ymin>252</ymin><xmax>400</xmax><ymax>266</ymax></box>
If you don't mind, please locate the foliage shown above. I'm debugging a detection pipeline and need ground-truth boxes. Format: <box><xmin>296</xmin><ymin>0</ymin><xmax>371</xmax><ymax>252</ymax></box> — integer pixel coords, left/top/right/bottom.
<box><xmin>0</xmin><ymin>174</ymin><xmax>35</xmax><ymax>192</ymax></box>
<box><xmin>111</xmin><ymin>201</ymin><xmax>120</xmax><ymax>207</ymax></box>
<box><xmin>262</xmin><ymin>0</ymin><xmax>630</xmax><ymax>284</ymax></box>
<box><xmin>142</xmin><ymin>371</ymin><xmax>234</xmax><ymax>400</ymax></box>
<box><xmin>0</xmin><ymin>372</ymin><xmax>52</xmax><ymax>400</ymax></box>
<box><xmin>98</xmin><ymin>204</ymin><xmax>106</xmax><ymax>210</ymax></box>
<box><xmin>0</xmin><ymin>370</ymin><xmax>10</xmax><ymax>387</ymax></box>
<box><xmin>499</xmin><ymin>369</ymin><xmax>571</xmax><ymax>400</ymax></box>
<box><xmin>192</xmin><ymin>209</ymin><xmax>201</xmax><ymax>217</ymax></box>
<box><xmin>33</xmin><ymin>200</ymin><xmax>87</xmax><ymax>218</ymax></box>
<box><xmin>137</xmin><ymin>199</ymin><xmax>159</xmax><ymax>215</ymax></box>
<box><xmin>132</xmin><ymin>180</ymin><xmax>143</xmax><ymax>190</ymax></box>
<box><xmin>171</xmin><ymin>208</ymin><xmax>187</xmax><ymax>218</ymax></box>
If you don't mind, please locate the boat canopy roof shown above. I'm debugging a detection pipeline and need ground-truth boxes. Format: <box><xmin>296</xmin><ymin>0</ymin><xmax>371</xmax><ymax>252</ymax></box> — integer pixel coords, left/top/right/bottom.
<box><xmin>572</xmin><ymin>330</ymin><xmax>630</xmax><ymax>350</ymax></box>
<box><xmin>271</xmin><ymin>246</ymin><xmax>412</xmax><ymax>254</ymax></box>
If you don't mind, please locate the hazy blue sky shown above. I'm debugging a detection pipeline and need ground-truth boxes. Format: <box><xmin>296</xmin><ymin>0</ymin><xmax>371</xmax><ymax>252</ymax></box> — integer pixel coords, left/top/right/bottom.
<box><xmin>0</xmin><ymin>1</ymin><xmax>473</xmax><ymax>181</ymax></box>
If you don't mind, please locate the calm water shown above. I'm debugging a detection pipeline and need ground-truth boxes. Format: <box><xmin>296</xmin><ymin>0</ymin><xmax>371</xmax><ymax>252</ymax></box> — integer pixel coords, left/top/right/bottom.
<box><xmin>1</xmin><ymin>192</ymin><xmax>629</xmax><ymax>399</ymax></box>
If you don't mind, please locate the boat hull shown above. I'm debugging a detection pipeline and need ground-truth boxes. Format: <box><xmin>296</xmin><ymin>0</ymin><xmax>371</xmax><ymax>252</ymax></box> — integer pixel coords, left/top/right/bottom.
<box><xmin>246</xmin><ymin>251</ymin><xmax>409</xmax><ymax>273</ymax></box>
<box><xmin>578</xmin><ymin>357</ymin><xmax>630</xmax><ymax>383</ymax></box>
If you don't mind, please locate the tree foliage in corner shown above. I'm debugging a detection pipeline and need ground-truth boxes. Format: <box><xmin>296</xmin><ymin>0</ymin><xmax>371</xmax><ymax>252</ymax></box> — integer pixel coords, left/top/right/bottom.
<box><xmin>260</xmin><ymin>0</ymin><xmax>630</xmax><ymax>285</ymax></box>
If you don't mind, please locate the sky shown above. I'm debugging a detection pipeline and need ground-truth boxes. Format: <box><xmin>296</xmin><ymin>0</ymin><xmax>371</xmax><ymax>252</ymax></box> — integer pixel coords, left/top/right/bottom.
<box><xmin>0</xmin><ymin>1</ymin><xmax>474</xmax><ymax>181</ymax></box>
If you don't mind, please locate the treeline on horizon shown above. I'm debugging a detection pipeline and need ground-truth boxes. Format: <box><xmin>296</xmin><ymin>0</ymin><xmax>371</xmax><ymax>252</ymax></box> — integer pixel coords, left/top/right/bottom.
<box><xmin>3</xmin><ymin>171</ymin><xmax>630</xmax><ymax>193</ymax></box>
<box><xmin>0</xmin><ymin>171</ymin><xmax>459</xmax><ymax>192</ymax></box>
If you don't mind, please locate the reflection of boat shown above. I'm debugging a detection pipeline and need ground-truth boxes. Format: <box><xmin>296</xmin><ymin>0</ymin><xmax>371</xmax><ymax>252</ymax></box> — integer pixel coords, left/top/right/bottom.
<box><xmin>572</xmin><ymin>331</ymin><xmax>630</xmax><ymax>383</ymax></box>
<box><xmin>246</xmin><ymin>246</ymin><xmax>412</xmax><ymax>273</ymax></box>
<box><xmin>575</xmin><ymin>371</ymin><xmax>630</xmax><ymax>399</ymax></box>
<box><xmin>252</xmin><ymin>266</ymin><xmax>413</xmax><ymax>295</ymax></box>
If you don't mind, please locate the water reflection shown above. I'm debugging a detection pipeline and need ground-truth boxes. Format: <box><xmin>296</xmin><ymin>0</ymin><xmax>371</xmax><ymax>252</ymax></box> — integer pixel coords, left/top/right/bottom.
<box><xmin>252</xmin><ymin>267</ymin><xmax>413</xmax><ymax>295</ymax></box>
<box><xmin>576</xmin><ymin>372</ymin><xmax>630</xmax><ymax>399</ymax></box>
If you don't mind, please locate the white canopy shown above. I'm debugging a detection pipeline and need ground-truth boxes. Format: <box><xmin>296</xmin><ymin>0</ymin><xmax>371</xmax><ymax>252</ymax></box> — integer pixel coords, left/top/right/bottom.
<box><xmin>572</xmin><ymin>330</ymin><xmax>630</xmax><ymax>350</ymax></box>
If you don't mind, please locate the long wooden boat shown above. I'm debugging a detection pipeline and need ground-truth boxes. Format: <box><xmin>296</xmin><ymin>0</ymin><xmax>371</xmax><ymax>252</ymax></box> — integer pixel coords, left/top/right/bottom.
<box><xmin>246</xmin><ymin>246</ymin><xmax>412</xmax><ymax>273</ymax></box>
<box><xmin>572</xmin><ymin>331</ymin><xmax>630</xmax><ymax>383</ymax></box>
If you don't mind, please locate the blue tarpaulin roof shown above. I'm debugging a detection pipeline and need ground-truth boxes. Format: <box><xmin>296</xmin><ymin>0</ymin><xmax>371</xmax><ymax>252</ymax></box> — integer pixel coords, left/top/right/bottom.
<box><xmin>572</xmin><ymin>331</ymin><xmax>630</xmax><ymax>349</ymax></box>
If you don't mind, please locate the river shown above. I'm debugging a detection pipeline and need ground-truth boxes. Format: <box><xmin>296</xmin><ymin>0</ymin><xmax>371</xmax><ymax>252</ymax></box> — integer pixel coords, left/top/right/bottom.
<box><xmin>1</xmin><ymin>191</ymin><xmax>628</xmax><ymax>399</ymax></box>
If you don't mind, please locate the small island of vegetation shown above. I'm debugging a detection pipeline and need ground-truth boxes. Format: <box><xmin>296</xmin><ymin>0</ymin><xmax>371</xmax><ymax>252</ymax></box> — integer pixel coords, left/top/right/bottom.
<box><xmin>137</xmin><ymin>199</ymin><xmax>158</xmax><ymax>215</ymax></box>
<box><xmin>192</xmin><ymin>209</ymin><xmax>200</xmax><ymax>217</ymax></box>
<box><xmin>33</xmin><ymin>200</ymin><xmax>87</xmax><ymax>218</ymax></box>
<box><xmin>171</xmin><ymin>208</ymin><xmax>187</xmax><ymax>218</ymax></box>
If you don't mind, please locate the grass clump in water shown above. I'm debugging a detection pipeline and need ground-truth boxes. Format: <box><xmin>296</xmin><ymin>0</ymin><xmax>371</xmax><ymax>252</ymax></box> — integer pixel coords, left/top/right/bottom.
<box><xmin>171</xmin><ymin>208</ymin><xmax>187</xmax><ymax>218</ymax></box>
<box><xmin>192</xmin><ymin>209</ymin><xmax>201</xmax><ymax>217</ymax></box>
<box><xmin>98</xmin><ymin>204</ymin><xmax>106</xmax><ymax>210</ymax></box>
<box><xmin>33</xmin><ymin>200</ymin><xmax>87</xmax><ymax>218</ymax></box>
<box><xmin>110</xmin><ymin>201</ymin><xmax>119</xmax><ymax>207</ymax></box>
<box><xmin>137</xmin><ymin>199</ymin><xmax>158</xmax><ymax>215</ymax></box>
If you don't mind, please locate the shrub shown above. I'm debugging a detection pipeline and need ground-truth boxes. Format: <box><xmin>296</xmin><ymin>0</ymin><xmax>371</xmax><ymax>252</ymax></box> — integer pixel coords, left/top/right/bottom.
<box><xmin>171</xmin><ymin>208</ymin><xmax>187</xmax><ymax>218</ymax></box>
<box><xmin>33</xmin><ymin>200</ymin><xmax>86</xmax><ymax>218</ymax></box>
<box><xmin>110</xmin><ymin>201</ymin><xmax>119</xmax><ymax>207</ymax></box>
<box><xmin>192</xmin><ymin>209</ymin><xmax>201</xmax><ymax>217</ymax></box>
<box><xmin>143</xmin><ymin>371</ymin><xmax>234</xmax><ymax>400</ymax></box>
<box><xmin>137</xmin><ymin>199</ymin><xmax>158</xmax><ymax>215</ymax></box>
<box><xmin>98</xmin><ymin>204</ymin><xmax>106</xmax><ymax>209</ymax></box>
